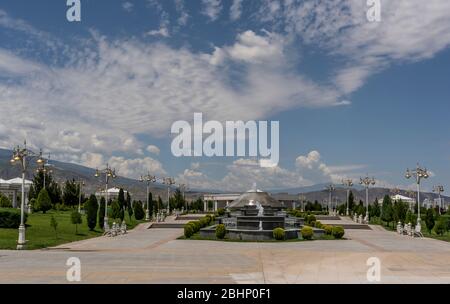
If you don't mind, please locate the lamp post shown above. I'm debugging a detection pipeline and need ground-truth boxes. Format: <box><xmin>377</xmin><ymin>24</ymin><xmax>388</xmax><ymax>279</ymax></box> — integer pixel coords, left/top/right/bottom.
<box><xmin>163</xmin><ymin>177</ymin><xmax>175</xmax><ymax>214</ymax></box>
<box><xmin>325</xmin><ymin>184</ymin><xmax>335</xmax><ymax>215</ymax></box>
<box><xmin>77</xmin><ymin>179</ymin><xmax>85</xmax><ymax>213</ymax></box>
<box><xmin>179</xmin><ymin>183</ymin><xmax>189</xmax><ymax>211</ymax></box>
<box><xmin>405</xmin><ymin>164</ymin><xmax>429</xmax><ymax>233</ymax></box>
<box><xmin>36</xmin><ymin>153</ymin><xmax>53</xmax><ymax>190</ymax></box>
<box><xmin>360</xmin><ymin>175</ymin><xmax>376</xmax><ymax>223</ymax></box>
<box><xmin>433</xmin><ymin>185</ymin><xmax>444</xmax><ymax>215</ymax></box>
<box><xmin>95</xmin><ymin>164</ymin><xmax>116</xmax><ymax>231</ymax></box>
<box><xmin>10</xmin><ymin>141</ymin><xmax>44</xmax><ymax>250</ymax></box>
<box><xmin>342</xmin><ymin>179</ymin><xmax>353</xmax><ymax>216</ymax></box>
<box><xmin>140</xmin><ymin>173</ymin><xmax>156</xmax><ymax>221</ymax></box>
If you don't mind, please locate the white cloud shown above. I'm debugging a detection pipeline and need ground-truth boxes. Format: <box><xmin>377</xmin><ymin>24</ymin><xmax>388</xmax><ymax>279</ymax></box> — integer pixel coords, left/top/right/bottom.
<box><xmin>201</xmin><ymin>0</ymin><xmax>222</xmax><ymax>21</ymax></box>
<box><xmin>146</xmin><ymin>145</ymin><xmax>160</xmax><ymax>155</ymax></box>
<box><xmin>108</xmin><ymin>156</ymin><xmax>167</xmax><ymax>179</ymax></box>
<box><xmin>122</xmin><ymin>2</ymin><xmax>134</xmax><ymax>12</ymax></box>
<box><xmin>146</xmin><ymin>26</ymin><xmax>170</xmax><ymax>37</ymax></box>
<box><xmin>230</xmin><ymin>0</ymin><xmax>243</xmax><ymax>21</ymax></box>
<box><xmin>174</xmin><ymin>0</ymin><xmax>189</xmax><ymax>26</ymax></box>
<box><xmin>296</xmin><ymin>150</ymin><xmax>321</xmax><ymax>169</ymax></box>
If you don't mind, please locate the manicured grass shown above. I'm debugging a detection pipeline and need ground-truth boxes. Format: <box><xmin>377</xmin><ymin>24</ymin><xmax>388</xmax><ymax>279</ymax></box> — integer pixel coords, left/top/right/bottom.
<box><xmin>0</xmin><ymin>210</ymin><xmax>145</xmax><ymax>250</ymax></box>
<box><xmin>370</xmin><ymin>220</ymin><xmax>450</xmax><ymax>242</ymax></box>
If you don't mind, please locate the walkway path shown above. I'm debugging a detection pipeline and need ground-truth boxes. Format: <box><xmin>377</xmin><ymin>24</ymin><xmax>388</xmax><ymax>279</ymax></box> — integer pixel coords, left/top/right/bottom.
<box><xmin>0</xmin><ymin>223</ymin><xmax>449</xmax><ymax>283</ymax></box>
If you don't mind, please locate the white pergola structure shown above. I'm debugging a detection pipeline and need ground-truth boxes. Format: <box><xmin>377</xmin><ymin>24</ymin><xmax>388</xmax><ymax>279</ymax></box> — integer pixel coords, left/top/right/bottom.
<box><xmin>0</xmin><ymin>178</ymin><xmax>32</xmax><ymax>208</ymax></box>
<box><xmin>95</xmin><ymin>187</ymin><xmax>128</xmax><ymax>202</ymax></box>
<box><xmin>203</xmin><ymin>193</ymin><xmax>240</xmax><ymax>212</ymax></box>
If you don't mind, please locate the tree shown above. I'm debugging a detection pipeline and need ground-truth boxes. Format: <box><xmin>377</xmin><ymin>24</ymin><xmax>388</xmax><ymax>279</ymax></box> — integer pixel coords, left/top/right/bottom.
<box><xmin>173</xmin><ymin>189</ymin><xmax>184</xmax><ymax>210</ymax></box>
<box><xmin>110</xmin><ymin>199</ymin><xmax>123</xmax><ymax>221</ymax></box>
<box><xmin>71</xmin><ymin>211</ymin><xmax>82</xmax><ymax>234</ymax></box>
<box><xmin>118</xmin><ymin>188</ymin><xmax>125</xmax><ymax>210</ymax></box>
<box><xmin>393</xmin><ymin>200</ymin><xmax>408</xmax><ymax>224</ymax></box>
<box><xmin>98</xmin><ymin>197</ymin><xmax>106</xmax><ymax>229</ymax></box>
<box><xmin>381</xmin><ymin>195</ymin><xmax>393</xmax><ymax>227</ymax></box>
<box><xmin>30</xmin><ymin>170</ymin><xmax>61</xmax><ymax>205</ymax></box>
<box><xmin>157</xmin><ymin>196</ymin><xmax>163</xmax><ymax>212</ymax></box>
<box><xmin>36</xmin><ymin>188</ymin><xmax>52</xmax><ymax>213</ymax></box>
<box><xmin>50</xmin><ymin>215</ymin><xmax>58</xmax><ymax>239</ymax></box>
<box><xmin>0</xmin><ymin>193</ymin><xmax>12</xmax><ymax>208</ymax></box>
<box><xmin>147</xmin><ymin>191</ymin><xmax>154</xmax><ymax>215</ymax></box>
<box><xmin>85</xmin><ymin>194</ymin><xmax>98</xmax><ymax>231</ymax></box>
<box><xmin>348</xmin><ymin>191</ymin><xmax>355</xmax><ymax>211</ymax></box>
<box><xmin>126</xmin><ymin>192</ymin><xmax>133</xmax><ymax>221</ymax></box>
<box><xmin>371</xmin><ymin>199</ymin><xmax>380</xmax><ymax>218</ymax></box>
<box><xmin>425</xmin><ymin>208</ymin><xmax>435</xmax><ymax>233</ymax></box>
<box><xmin>134</xmin><ymin>201</ymin><xmax>145</xmax><ymax>220</ymax></box>
<box><xmin>63</xmin><ymin>179</ymin><xmax>79</xmax><ymax>207</ymax></box>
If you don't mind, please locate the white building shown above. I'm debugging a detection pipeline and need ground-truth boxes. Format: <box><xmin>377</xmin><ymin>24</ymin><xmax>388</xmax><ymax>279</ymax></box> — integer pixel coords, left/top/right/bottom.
<box><xmin>0</xmin><ymin>178</ymin><xmax>33</xmax><ymax>208</ymax></box>
<box><xmin>95</xmin><ymin>187</ymin><xmax>128</xmax><ymax>202</ymax></box>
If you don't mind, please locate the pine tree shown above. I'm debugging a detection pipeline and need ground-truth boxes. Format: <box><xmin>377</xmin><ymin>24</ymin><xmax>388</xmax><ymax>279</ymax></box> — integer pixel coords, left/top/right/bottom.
<box><xmin>126</xmin><ymin>192</ymin><xmax>133</xmax><ymax>221</ymax></box>
<box><xmin>425</xmin><ymin>208</ymin><xmax>435</xmax><ymax>233</ymax></box>
<box><xmin>98</xmin><ymin>197</ymin><xmax>106</xmax><ymax>229</ymax></box>
<box><xmin>381</xmin><ymin>195</ymin><xmax>393</xmax><ymax>227</ymax></box>
<box><xmin>63</xmin><ymin>179</ymin><xmax>79</xmax><ymax>207</ymax></box>
<box><xmin>50</xmin><ymin>215</ymin><xmax>58</xmax><ymax>239</ymax></box>
<box><xmin>36</xmin><ymin>188</ymin><xmax>52</xmax><ymax>213</ymax></box>
<box><xmin>71</xmin><ymin>211</ymin><xmax>82</xmax><ymax>234</ymax></box>
<box><xmin>111</xmin><ymin>199</ymin><xmax>122</xmax><ymax>221</ymax></box>
<box><xmin>85</xmin><ymin>194</ymin><xmax>98</xmax><ymax>231</ymax></box>
<box><xmin>134</xmin><ymin>201</ymin><xmax>145</xmax><ymax>220</ymax></box>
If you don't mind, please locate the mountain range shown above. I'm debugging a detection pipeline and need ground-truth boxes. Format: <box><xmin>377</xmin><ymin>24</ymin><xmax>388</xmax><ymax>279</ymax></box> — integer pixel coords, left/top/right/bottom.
<box><xmin>0</xmin><ymin>149</ymin><xmax>447</xmax><ymax>205</ymax></box>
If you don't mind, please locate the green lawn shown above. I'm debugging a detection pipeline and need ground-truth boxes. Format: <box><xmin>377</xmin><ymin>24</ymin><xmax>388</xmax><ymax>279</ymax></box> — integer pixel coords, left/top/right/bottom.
<box><xmin>0</xmin><ymin>210</ymin><xmax>145</xmax><ymax>250</ymax></box>
<box><xmin>370</xmin><ymin>219</ymin><xmax>450</xmax><ymax>242</ymax></box>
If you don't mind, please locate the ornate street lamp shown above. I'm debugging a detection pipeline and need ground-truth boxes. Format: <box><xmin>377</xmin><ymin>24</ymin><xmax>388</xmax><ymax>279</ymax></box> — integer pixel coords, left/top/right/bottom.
<box><xmin>140</xmin><ymin>173</ymin><xmax>156</xmax><ymax>221</ymax></box>
<box><xmin>163</xmin><ymin>177</ymin><xmax>176</xmax><ymax>214</ymax></box>
<box><xmin>405</xmin><ymin>164</ymin><xmax>429</xmax><ymax>233</ymax></box>
<box><xmin>10</xmin><ymin>141</ymin><xmax>44</xmax><ymax>250</ymax></box>
<box><xmin>342</xmin><ymin>179</ymin><xmax>353</xmax><ymax>216</ymax></box>
<box><xmin>77</xmin><ymin>179</ymin><xmax>85</xmax><ymax>213</ymax></box>
<box><xmin>360</xmin><ymin>175</ymin><xmax>376</xmax><ymax>223</ymax></box>
<box><xmin>36</xmin><ymin>153</ymin><xmax>53</xmax><ymax>190</ymax></box>
<box><xmin>95</xmin><ymin>164</ymin><xmax>116</xmax><ymax>231</ymax></box>
<box><xmin>325</xmin><ymin>184</ymin><xmax>335</xmax><ymax>215</ymax></box>
<box><xmin>433</xmin><ymin>185</ymin><xmax>444</xmax><ymax>215</ymax></box>
<box><xmin>178</xmin><ymin>183</ymin><xmax>189</xmax><ymax>211</ymax></box>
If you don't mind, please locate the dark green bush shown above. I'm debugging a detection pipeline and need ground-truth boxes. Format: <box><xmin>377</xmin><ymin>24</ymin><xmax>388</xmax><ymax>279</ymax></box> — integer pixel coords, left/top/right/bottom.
<box><xmin>306</xmin><ymin>214</ymin><xmax>316</xmax><ymax>224</ymax></box>
<box><xmin>315</xmin><ymin>221</ymin><xmax>323</xmax><ymax>228</ymax></box>
<box><xmin>215</xmin><ymin>224</ymin><xmax>226</xmax><ymax>239</ymax></box>
<box><xmin>0</xmin><ymin>194</ymin><xmax>12</xmax><ymax>208</ymax></box>
<box><xmin>301</xmin><ymin>226</ymin><xmax>313</xmax><ymax>240</ymax></box>
<box><xmin>184</xmin><ymin>223</ymin><xmax>194</xmax><ymax>238</ymax></box>
<box><xmin>0</xmin><ymin>208</ymin><xmax>27</xmax><ymax>228</ymax></box>
<box><xmin>323</xmin><ymin>225</ymin><xmax>333</xmax><ymax>235</ymax></box>
<box><xmin>217</xmin><ymin>208</ymin><xmax>225</xmax><ymax>216</ymax></box>
<box><xmin>133</xmin><ymin>202</ymin><xmax>145</xmax><ymax>220</ymax></box>
<box><xmin>273</xmin><ymin>228</ymin><xmax>285</xmax><ymax>240</ymax></box>
<box><xmin>434</xmin><ymin>219</ymin><xmax>446</xmax><ymax>236</ymax></box>
<box><xmin>332</xmin><ymin>226</ymin><xmax>345</xmax><ymax>239</ymax></box>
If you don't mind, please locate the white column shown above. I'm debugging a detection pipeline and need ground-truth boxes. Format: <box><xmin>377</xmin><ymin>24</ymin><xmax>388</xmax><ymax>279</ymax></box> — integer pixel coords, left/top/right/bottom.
<box><xmin>204</xmin><ymin>201</ymin><xmax>207</xmax><ymax>212</ymax></box>
<box><xmin>214</xmin><ymin>201</ymin><xmax>218</xmax><ymax>212</ymax></box>
<box><xmin>12</xmin><ymin>190</ymin><xmax>17</xmax><ymax>208</ymax></box>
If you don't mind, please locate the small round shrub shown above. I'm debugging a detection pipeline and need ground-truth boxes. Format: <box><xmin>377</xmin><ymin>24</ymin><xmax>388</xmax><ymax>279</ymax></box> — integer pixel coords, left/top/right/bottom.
<box><xmin>273</xmin><ymin>228</ymin><xmax>285</xmax><ymax>240</ymax></box>
<box><xmin>433</xmin><ymin>220</ymin><xmax>446</xmax><ymax>236</ymax></box>
<box><xmin>323</xmin><ymin>225</ymin><xmax>333</xmax><ymax>235</ymax></box>
<box><xmin>217</xmin><ymin>208</ymin><xmax>225</xmax><ymax>216</ymax></box>
<box><xmin>332</xmin><ymin>226</ymin><xmax>345</xmax><ymax>239</ymax></box>
<box><xmin>184</xmin><ymin>224</ymin><xmax>194</xmax><ymax>238</ymax></box>
<box><xmin>215</xmin><ymin>224</ymin><xmax>226</xmax><ymax>239</ymax></box>
<box><xmin>306</xmin><ymin>214</ymin><xmax>316</xmax><ymax>224</ymax></box>
<box><xmin>0</xmin><ymin>208</ymin><xmax>28</xmax><ymax>228</ymax></box>
<box><xmin>300</xmin><ymin>226</ymin><xmax>313</xmax><ymax>240</ymax></box>
<box><xmin>315</xmin><ymin>221</ymin><xmax>323</xmax><ymax>228</ymax></box>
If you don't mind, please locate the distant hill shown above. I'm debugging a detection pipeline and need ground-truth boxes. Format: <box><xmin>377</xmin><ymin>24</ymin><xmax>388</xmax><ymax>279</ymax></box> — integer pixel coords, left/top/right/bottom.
<box><xmin>1</xmin><ymin>148</ymin><xmax>447</xmax><ymax>205</ymax></box>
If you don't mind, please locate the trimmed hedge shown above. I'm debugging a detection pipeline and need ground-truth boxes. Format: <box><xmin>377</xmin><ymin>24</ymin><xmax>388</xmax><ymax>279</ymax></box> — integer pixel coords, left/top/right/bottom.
<box><xmin>300</xmin><ymin>226</ymin><xmax>313</xmax><ymax>240</ymax></box>
<box><xmin>273</xmin><ymin>228</ymin><xmax>285</xmax><ymax>240</ymax></box>
<box><xmin>0</xmin><ymin>208</ymin><xmax>27</xmax><ymax>228</ymax></box>
<box><xmin>332</xmin><ymin>226</ymin><xmax>345</xmax><ymax>239</ymax></box>
<box><xmin>183</xmin><ymin>215</ymin><xmax>215</xmax><ymax>238</ymax></box>
<box><xmin>323</xmin><ymin>225</ymin><xmax>333</xmax><ymax>235</ymax></box>
<box><xmin>215</xmin><ymin>224</ymin><xmax>226</xmax><ymax>239</ymax></box>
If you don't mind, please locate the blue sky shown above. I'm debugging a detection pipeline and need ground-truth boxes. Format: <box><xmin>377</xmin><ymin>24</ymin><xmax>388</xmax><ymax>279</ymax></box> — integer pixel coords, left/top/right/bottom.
<box><xmin>0</xmin><ymin>0</ymin><xmax>449</xmax><ymax>192</ymax></box>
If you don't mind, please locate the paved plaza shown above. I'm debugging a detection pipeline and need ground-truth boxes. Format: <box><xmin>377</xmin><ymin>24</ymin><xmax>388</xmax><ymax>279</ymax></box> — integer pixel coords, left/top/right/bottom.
<box><xmin>0</xmin><ymin>220</ymin><xmax>449</xmax><ymax>284</ymax></box>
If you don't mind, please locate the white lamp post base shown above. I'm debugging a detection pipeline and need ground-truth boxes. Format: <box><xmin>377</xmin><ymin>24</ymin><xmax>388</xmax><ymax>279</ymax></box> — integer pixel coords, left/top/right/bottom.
<box><xmin>17</xmin><ymin>224</ymin><xmax>26</xmax><ymax>250</ymax></box>
<box><xmin>364</xmin><ymin>213</ymin><xmax>369</xmax><ymax>224</ymax></box>
<box><xmin>104</xmin><ymin>217</ymin><xmax>109</xmax><ymax>231</ymax></box>
<box><xmin>415</xmin><ymin>218</ymin><xmax>421</xmax><ymax>233</ymax></box>
<box><xmin>145</xmin><ymin>209</ymin><xmax>150</xmax><ymax>221</ymax></box>
<box><xmin>346</xmin><ymin>208</ymin><xmax>349</xmax><ymax>216</ymax></box>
